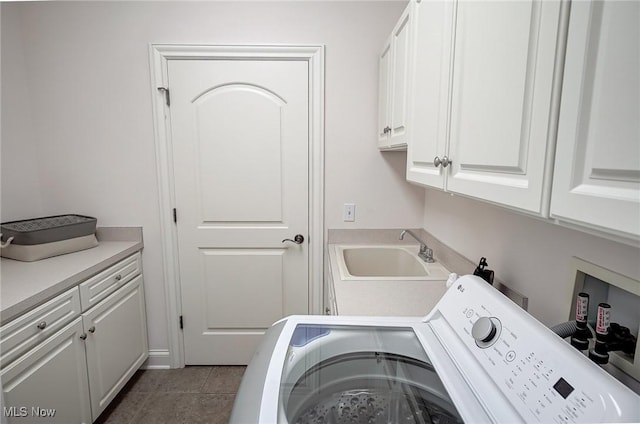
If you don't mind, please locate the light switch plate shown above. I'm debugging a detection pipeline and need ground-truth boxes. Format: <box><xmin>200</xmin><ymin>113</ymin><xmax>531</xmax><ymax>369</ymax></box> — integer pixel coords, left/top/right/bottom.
<box><xmin>343</xmin><ymin>204</ymin><xmax>355</xmax><ymax>222</ymax></box>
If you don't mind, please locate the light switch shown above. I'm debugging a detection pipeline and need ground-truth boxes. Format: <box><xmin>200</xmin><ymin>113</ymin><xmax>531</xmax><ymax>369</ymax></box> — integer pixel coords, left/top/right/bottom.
<box><xmin>343</xmin><ymin>203</ymin><xmax>355</xmax><ymax>222</ymax></box>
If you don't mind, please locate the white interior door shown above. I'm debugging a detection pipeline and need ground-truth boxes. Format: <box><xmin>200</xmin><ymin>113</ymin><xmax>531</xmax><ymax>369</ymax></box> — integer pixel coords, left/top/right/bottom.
<box><xmin>168</xmin><ymin>59</ymin><xmax>309</xmax><ymax>364</ymax></box>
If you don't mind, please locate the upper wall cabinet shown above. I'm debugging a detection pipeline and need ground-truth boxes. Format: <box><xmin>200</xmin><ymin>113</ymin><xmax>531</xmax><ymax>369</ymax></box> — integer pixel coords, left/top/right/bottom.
<box><xmin>407</xmin><ymin>0</ymin><xmax>564</xmax><ymax>215</ymax></box>
<box><xmin>406</xmin><ymin>0</ymin><xmax>455</xmax><ymax>186</ymax></box>
<box><xmin>378</xmin><ymin>4</ymin><xmax>413</xmax><ymax>151</ymax></box>
<box><xmin>550</xmin><ymin>1</ymin><xmax>640</xmax><ymax>241</ymax></box>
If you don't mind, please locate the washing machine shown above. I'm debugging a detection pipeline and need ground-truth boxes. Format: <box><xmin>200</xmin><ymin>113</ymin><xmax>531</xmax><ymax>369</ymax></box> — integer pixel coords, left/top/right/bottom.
<box><xmin>230</xmin><ymin>275</ymin><xmax>640</xmax><ymax>423</ymax></box>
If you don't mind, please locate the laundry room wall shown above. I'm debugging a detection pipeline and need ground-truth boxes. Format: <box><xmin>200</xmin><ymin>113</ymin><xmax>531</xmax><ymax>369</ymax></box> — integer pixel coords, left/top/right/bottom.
<box><xmin>0</xmin><ymin>1</ymin><xmax>422</xmax><ymax>360</ymax></box>
<box><xmin>1</xmin><ymin>9</ymin><xmax>43</xmax><ymax>220</ymax></box>
<box><xmin>423</xmin><ymin>189</ymin><xmax>640</xmax><ymax>327</ymax></box>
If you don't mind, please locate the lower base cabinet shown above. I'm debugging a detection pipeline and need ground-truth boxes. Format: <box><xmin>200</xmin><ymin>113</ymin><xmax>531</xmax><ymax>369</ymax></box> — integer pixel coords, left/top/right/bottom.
<box><xmin>1</xmin><ymin>257</ymin><xmax>148</xmax><ymax>424</ymax></box>
<box><xmin>1</xmin><ymin>318</ymin><xmax>92</xmax><ymax>424</ymax></box>
<box><xmin>84</xmin><ymin>276</ymin><xmax>148</xmax><ymax>421</ymax></box>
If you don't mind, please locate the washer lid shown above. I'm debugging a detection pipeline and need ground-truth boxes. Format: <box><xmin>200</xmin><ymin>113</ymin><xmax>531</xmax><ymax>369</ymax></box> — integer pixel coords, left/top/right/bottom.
<box><xmin>279</xmin><ymin>324</ymin><xmax>464</xmax><ymax>424</ymax></box>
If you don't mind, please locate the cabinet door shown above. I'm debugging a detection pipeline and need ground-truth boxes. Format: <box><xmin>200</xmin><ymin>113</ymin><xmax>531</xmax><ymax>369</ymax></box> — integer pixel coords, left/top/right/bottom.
<box><xmin>446</xmin><ymin>0</ymin><xmax>563</xmax><ymax>214</ymax></box>
<box><xmin>406</xmin><ymin>0</ymin><xmax>455</xmax><ymax>188</ymax></box>
<box><xmin>550</xmin><ymin>1</ymin><xmax>640</xmax><ymax>240</ymax></box>
<box><xmin>388</xmin><ymin>5</ymin><xmax>412</xmax><ymax>147</ymax></box>
<box><xmin>1</xmin><ymin>318</ymin><xmax>91</xmax><ymax>424</ymax></box>
<box><xmin>377</xmin><ymin>36</ymin><xmax>393</xmax><ymax>147</ymax></box>
<box><xmin>83</xmin><ymin>276</ymin><xmax>148</xmax><ymax>421</ymax></box>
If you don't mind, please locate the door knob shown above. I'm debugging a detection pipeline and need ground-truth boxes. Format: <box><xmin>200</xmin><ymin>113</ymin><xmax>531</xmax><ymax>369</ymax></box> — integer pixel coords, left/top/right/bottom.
<box><xmin>282</xmin><ymin>234</ymin><xmax>305</xmax><ymax>244</ymax></box>
<box><xmin>433</xmin><ymin>156</ymin><xmax>442</xmax><ymax>167</ymax></box>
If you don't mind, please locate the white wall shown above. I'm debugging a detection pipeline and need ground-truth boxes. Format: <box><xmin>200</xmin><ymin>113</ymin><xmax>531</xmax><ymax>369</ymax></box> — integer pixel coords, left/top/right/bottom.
<box><xmin>423</xmin><ymin>189</ymin><xmax>640</xmax><ymax>326</ymax></box>
<box><xmin>1</xmin><ymin>7</ymin><xmax>43</xmax><ymax>221</ymax></box>
<box><xmin>1</xmin><ymin>1</ymin><xmax>423</xmax><ymax>355</ymax></box>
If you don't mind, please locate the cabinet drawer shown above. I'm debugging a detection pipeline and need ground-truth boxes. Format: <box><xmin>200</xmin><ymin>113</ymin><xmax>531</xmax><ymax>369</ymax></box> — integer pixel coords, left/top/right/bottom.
<box><xmin>1</xmin><ymin>287</ymin><xmax>81</xmax><ymax>368</ymax></box>
<box><xmin>79</xmin><ymin>252</ymin><xmax>141</xmax><ymax>311</ymax></box>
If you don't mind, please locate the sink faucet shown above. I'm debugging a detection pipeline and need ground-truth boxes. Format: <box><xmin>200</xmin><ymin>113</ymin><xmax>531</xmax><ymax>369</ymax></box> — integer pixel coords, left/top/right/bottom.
<box><xmin>399</xmin><ymin>230</ymin><xmax>435</xmax><ymax>263</ymax></box>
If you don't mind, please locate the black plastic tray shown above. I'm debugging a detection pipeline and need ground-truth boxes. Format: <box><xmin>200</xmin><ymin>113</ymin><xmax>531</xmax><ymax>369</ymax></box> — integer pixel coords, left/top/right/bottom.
<box><xmin>1</xmin><ymin>214</ymin><xmax>97</xmax><ymax>245</ymax></box>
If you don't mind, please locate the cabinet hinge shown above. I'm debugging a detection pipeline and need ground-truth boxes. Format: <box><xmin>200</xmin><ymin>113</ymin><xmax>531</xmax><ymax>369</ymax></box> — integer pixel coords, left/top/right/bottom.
<box><xmin>157</xmin><ymin>87</ymin><xmax>170</xmax><ymax>107</ymax></box>
<box><xmin>179</xmin><ymin>315</ymin><xmax>183</xmax><ymax>330</ymax></box>
<box><xmin>173</xmin><ymin>208</ymin><xmax>177</xmax><ymax>223</ymax></box>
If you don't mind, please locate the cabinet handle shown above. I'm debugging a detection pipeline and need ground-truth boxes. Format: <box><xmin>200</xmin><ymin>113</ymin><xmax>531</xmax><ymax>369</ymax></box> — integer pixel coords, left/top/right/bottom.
<box><xmin>80</xmin><ymin>333</ymin><xmax>87</xmax><ymax>340</ymax></box>
<box><xmin>384</xmin><ymin>126</ymin><xmax>391</xmax><ymax>134</ymax></box>
<box><xmin>36</xmin><ymin>321</ymin><xmax>47</xmax><ymax>330</ymax></box>
<box><xmin>433</xmin><ymin>156</ymin><xmax>452</xmax><ymax>168</ymax></box>
<box><xmin>88</xmin><ymin>326</ymin><xmax>96</xmax><ymax>333</ymax></box>
<box><xmin>115</xmin><ymin>274</ymin><xmax>123</xmax><ymax>281</ymax></box>
<box><xmin>325</xmin><ymin>307</ymin><xmax>331</xmax><ymax>315</ymax></box>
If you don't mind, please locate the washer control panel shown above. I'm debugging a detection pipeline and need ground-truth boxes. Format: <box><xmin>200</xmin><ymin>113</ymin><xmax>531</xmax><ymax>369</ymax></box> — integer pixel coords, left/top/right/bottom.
<box><xmin>430</xmin><ymin>275</ymin><xmax>639</xmax><ymax>423</ymax></box>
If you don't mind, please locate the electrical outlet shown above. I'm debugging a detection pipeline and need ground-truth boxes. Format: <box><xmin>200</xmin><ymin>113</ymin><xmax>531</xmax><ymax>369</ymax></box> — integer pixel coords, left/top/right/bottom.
<box><xmin>343</xmin><ymin>203</ymin><xmax>355</xmax><ymax>222</ymax></box>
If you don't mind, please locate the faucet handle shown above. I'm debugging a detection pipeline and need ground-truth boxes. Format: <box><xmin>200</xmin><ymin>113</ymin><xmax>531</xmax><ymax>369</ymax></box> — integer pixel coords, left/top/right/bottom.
<box><xmin>418</xmin><ymin>247</ymin><xmax>435</xmax><ymax>263</ymax></box>
<box><xmin>425</xmin><ymin>248</ymin><xmax>434</xmax><ymax>262</ymax></box>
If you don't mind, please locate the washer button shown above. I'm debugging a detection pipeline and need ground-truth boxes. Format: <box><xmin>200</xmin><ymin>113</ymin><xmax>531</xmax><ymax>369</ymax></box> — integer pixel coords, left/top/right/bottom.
<box><xmin>506</xmin><ymin>350</ymin><xmax>517</xmax><ymax>362</ymax></box>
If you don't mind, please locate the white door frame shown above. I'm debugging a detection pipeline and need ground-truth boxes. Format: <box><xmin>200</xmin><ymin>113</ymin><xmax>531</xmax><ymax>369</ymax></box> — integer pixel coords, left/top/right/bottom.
<box><xmin>149</xmin><ymin>44</ymin><xmax>325</xmax><ymax>368</ymax></box>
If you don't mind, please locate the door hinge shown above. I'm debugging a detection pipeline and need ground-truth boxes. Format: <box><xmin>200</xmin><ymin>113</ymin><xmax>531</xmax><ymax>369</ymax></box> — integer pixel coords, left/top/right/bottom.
<box><xmin>173</xmin><ymin>208</ymin><xmax>177</xmax><ymax>223</ymax></box>
<box><xmin>157</xmin><ymin>87</ymin><xmax>170</xmax><ymax>107</ymax></box>
<box><xmin>179</xmin><ymin>315</ymin><xmax>183</xmax><ymax>330</ymax></box>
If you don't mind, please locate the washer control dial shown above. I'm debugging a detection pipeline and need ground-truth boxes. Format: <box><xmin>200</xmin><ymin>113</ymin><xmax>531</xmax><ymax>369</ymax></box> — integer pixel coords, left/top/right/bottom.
<box><xmin>472</xmin><ymin>317</ymin><xmax>496</xmax><ymax>341</ymax></box>
<box><xmin>472</xmin><ymin>316</ymin><xmax>501</xmax><ymax>348</ymax></box>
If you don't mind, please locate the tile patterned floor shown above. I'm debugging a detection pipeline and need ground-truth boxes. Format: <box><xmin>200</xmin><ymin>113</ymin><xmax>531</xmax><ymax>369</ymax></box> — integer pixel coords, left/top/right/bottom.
<box><xmin>95</xmin><ymin>366</ymin><xmax>246</xmax><ymax>424</ymax></box>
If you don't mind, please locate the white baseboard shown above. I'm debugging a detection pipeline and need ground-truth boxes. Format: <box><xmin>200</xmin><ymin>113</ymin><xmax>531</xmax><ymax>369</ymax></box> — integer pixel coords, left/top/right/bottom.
<box><xmin>142</xmin><ymin>349</ymin><xmax>172</xmax><ymax>369</ymax></box>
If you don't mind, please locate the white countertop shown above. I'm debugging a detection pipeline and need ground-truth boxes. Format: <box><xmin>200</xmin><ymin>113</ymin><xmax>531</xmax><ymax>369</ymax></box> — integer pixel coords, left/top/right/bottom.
<box><xmin>328</xmin><ymin>243</ymin><xmax>449</xmax><ymax>316</ymax></box>
<box><xmin>1</xmin><ymin>229</ymin><xmax>143</xmax><ymax>324</ymax></box>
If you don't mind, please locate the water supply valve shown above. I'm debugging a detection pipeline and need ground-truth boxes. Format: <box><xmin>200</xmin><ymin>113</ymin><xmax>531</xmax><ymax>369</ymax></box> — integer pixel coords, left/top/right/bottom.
<box><xmin>571</xmin><ymin>292</ymin><xmax>593</xmax><ymax>351</ymax></box>
<box><xmin>588</xmin><ymin>302</ymin><xmax>637</xmax><ymax>365</ymax></box>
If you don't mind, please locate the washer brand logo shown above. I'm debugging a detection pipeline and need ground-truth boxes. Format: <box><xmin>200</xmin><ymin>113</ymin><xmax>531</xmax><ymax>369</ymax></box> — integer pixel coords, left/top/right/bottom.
<box><xmin>457</xmin><ymin>284</ymin><xmax>465</xmax><ymax>293</ymax></box>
